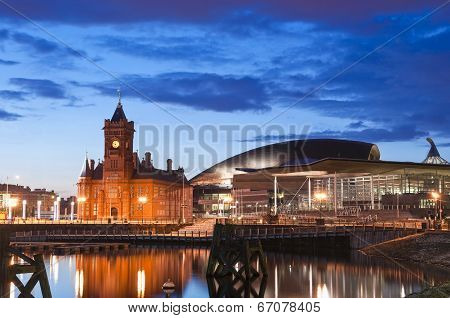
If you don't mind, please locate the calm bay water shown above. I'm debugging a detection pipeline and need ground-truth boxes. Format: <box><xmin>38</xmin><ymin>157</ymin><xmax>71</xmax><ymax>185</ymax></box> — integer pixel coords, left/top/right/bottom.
<box><xmin>7</xmin><ymin>247</ymin><xmax>450</xmax><ymax>298</ymax></box>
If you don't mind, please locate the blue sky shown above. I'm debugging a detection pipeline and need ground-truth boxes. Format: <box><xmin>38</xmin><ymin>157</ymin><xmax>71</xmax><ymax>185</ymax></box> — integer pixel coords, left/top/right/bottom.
<box><xmin>0</xmin><ymin>1</ymin><xmax>449</xmax><ymax>196</ymax></box>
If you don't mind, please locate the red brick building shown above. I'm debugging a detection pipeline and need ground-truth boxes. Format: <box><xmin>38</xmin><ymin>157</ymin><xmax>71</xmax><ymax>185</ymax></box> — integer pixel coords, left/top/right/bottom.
<box><xmin>77</xmin><ymin>99</ymin><xmax>192</xmax><ymax>223</ymax></box>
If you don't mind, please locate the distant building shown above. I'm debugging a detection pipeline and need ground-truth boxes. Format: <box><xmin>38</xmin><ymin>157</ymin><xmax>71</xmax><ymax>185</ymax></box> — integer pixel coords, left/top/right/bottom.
<box><xmin>191</xmin><ymin>138</ymin><xmax>450</xmax><ymax>218</ymax></box>
<box><xmin>0</xmin><ymin>184</ymin><xmax>58</xmax><ymax>219</ymax></box>
<box><xmin>191</xmin><ymin>139</ymin><xmax>380</xmax><ymax>214</ymax></box>
<box><xmin>77</xmin><ymin>97</ymin><xmax>192</xmax><ymax>223</ymax></box>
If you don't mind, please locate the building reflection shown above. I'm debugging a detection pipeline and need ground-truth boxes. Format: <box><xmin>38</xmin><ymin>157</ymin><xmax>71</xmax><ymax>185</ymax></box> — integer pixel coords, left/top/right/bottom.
<box><xmin>20</xmin><ymin>248</ymin><xmax>448</xmax><ymax>298</ymax></box>
<box><xmin>73</xmin><ymin>247</ymin><xmax>209</xmax><ymax>298</ymax></box>
<box><xmin>262</xmin><ymin>252</ymin><xmax>450</xmax><ymax>298</ymax></box>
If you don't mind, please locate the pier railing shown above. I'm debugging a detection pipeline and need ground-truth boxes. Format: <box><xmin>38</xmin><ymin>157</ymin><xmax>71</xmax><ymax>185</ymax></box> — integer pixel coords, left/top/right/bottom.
<box><xmin>0</xmin><ymin>218</ymin><xmax>191</xmax><ymax>225</ymax></box>
<box><xmin>10</xmin><ymin>221</ymin><xmax>425</xmax><ymax>242</ymax></box>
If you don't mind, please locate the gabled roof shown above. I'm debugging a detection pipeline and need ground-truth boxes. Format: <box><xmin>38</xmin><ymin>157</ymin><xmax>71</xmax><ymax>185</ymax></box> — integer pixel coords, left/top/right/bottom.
<box><xmin>92</xmin><ymin>162</ymin><xmax>104</xmax><ymax>179</ymax></box>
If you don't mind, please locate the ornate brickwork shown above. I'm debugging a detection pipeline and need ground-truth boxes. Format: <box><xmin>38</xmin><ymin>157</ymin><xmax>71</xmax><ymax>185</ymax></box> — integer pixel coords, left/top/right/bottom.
<box><xmin>77</xmin><ymin>100</ymin><xmax>192</xmax><ymax>223</ymax></box>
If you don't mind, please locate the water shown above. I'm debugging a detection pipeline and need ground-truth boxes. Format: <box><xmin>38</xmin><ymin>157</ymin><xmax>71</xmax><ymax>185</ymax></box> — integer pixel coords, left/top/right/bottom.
<box><xmin>7</xmin><ymin>247</ymin><xmax>450</xmax><ymax>298</ymax></box>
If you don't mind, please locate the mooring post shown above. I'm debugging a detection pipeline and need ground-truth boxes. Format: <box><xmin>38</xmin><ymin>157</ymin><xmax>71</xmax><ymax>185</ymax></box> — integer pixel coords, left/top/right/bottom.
<box><xmin>0</xmin><ymin>230</ymin><xmax>11</xmax><ymax>297</ymax></box>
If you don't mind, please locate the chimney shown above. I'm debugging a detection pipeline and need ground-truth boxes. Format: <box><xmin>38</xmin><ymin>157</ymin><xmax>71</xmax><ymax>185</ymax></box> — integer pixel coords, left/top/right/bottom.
<box><xmin>167</xmin><ymin>159</ymin><xmax>173</xmax><ymax>173</ymax></box>
<box><xmin>145</xmin><ymin>152</ymin><xmax>152</xmax><ymax>168</ymax></box>
<box><xmin>90</xmin><ymin>159</ymin><xmax>95</xmax><ymax>171</ymax></box>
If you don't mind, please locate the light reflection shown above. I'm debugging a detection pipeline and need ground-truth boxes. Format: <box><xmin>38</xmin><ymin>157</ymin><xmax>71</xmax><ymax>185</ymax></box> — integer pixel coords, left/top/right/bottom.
<box><xmin>309</xmin><ymin>264</ymin><xmax>312</xmax><ymax>298</ymax></box>
<box><xmin>9</xmin><ymin>282</ymin><xmax>15</xmax><ymax>298</ymax></box>
<box><xmin>137</xmin><ymin>270</ymin><xmax>146</xmax><ymax>298</ymax></box>
<box><xmin>317</xmin><ymin>284</ymin><xmax>329</xmax><ymax>298</ymax></box>
<box><xmin>274</xmin><ymin>265</ymin><xmax>278</xmax><ymax>298</ymax></box>
<box><xmin>35</xmin><ymin>248</ymin><xmax>450</xmax><ymax>298</ymax></box>
<box><xmin>50</xmin><ymin>255</ymin><xmax>59</xmax><ymax>284</ymax></box>
<box><xmin>75</xmin><ymin>269</ymin><xmax>84</xmax><ymax>298</ymax></box>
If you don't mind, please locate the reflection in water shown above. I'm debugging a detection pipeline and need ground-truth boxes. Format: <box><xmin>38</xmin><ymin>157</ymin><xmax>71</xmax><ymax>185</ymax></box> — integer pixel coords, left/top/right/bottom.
<box><xmin>24</xmin><ymin>247</ymin><xmax>449</xmax><ymax>298</ymax></box>
<box><xmin>137</xmin><ymin>270</ymin><xmax>145</xmax><ymax>298</ymax></box>
<box><xmin>75</xmin><ymin>270</ymin><xmax>84</xmax><ymax>298</ymax></box>
<box><xmin>50</xmin><ymin>255</ymin><xmax>59</xmax><ymax>285</ymax></box>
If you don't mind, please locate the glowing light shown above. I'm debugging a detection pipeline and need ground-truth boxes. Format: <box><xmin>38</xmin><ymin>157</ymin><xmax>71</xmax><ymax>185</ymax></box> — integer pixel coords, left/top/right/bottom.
<box><xmin>138</xmin><ymin>196</ymin><xmax>148</xmax><ymax>204</ymax></box>
<box><xmin>431</xmin><ymin>192</ymin><xmax>440</xmax><ymax>200</ymax></box>
<box><xmin>314</xmin><ymin>192</ymin><xmax>327</xmax><ymax>201</ymax></box>
<box><xmin>223</xmin><ymin>197</ymin><xmax>232</xmax><ymax>203</ymax></box>
<box><xmin>77</xmin><ymin>197</ymin><xmax>86</xmax><ymax>203</ymax></box>
<box><xmin>8</xmin><ymin>198</ymin><xmax>18</xmax><ymax>208</ymax></box>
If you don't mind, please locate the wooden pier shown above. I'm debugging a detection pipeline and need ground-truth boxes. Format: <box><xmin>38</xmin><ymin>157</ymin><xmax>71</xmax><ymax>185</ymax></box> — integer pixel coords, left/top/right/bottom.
<box><xmin>6</xmin><ymin>221</ymin><xmax>423</xmax><ymax>249</ymax></box>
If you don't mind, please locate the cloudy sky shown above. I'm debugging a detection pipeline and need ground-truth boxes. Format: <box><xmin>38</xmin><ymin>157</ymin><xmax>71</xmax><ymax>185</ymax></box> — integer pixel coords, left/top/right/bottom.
<box><xmin>0</xmin><ymin>0</ymin><xmax>449</xmax><ymax>195</ymax></box>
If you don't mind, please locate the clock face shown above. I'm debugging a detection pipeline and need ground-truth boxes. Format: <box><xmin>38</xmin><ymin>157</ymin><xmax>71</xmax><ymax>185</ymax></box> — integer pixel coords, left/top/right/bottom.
<box><xmin>112</xmin><ymin>140</ymin><xmax>120</xmax><ymax>149</ymax></box>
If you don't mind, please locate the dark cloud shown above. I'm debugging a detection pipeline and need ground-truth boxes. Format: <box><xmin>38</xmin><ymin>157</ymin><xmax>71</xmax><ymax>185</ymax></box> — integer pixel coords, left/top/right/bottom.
<box><xmin>244</xmin><ymin>125</ymin><xmax>428</xmax><ymax>143</ymax></box>
<box><xmin>0</xmin><ymin>90</ymin><xmax>28</xmax><ymax>101</ymax></box>
<box><xmin>11</xmin><ymin>32</ymin><xmax>59</xmax><ymax>53</ymax></box>
<box><xmin>11</xmin><ymin>31</ymin><xmax>89</xmax><ymax>58</ymax></box>
<box><xmin>0</xmin><ymin>29</ymin><xmax>8</xmax><ymax>39</ymax></box>
<box><xmin>79</xmin><ymin>72</ymin><xmax>271</xmax><ymax>112</ymax></box>
<box><xmin>9</xmin><ymin>78</ymin><xmax>67</xmax><ymax>99</ymax></box>
<box><xmin>0</xmin><ymin>58</ymin><xmax>19</xmax><ymax>65</ymax></box>
<box><xmin>265</xmin><ymin>25</ymin><xmax>450</xmax><ymax>137</ymax></box>
<box><xmin>0</xmin><ymin>108</ymin><xmax>22</xmax><ymax>121</ymax></box>
<box><xmin>0</xmin><ymin>1</ymin><xmax>446</xmax><ymax>32</ymax></box>
<box><xmin>347</xmin><ymin>121</ymin><xmax>366</xmax><ymax>129</ymax></box>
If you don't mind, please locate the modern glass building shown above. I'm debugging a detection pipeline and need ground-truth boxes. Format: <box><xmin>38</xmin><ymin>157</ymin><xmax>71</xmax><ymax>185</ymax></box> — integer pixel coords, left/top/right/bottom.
<box><xmin>191</xmin><ymin>138</ymin><xmax>449</xmax><ymax>219</ymax></box>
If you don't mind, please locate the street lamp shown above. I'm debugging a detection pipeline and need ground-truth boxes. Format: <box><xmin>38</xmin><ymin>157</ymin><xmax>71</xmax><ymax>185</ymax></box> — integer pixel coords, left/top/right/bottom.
<box><xmin>8</xmin><ymin>198</ymin><xmax>18</xmax><ymax>220</ymax></box>
<box><xmin>138</xmin><ymin>196</ymin><xmax>147</xmax><ymax>223</ymax></box>
<box><xmin>70</xmin><ymin>201</ymin><xmax>75</xmax><ymax>221</ymax></box>
<box><xmin>37</xmin><ymin>200</ymin><xmax>42</xmax><ymax>220</ymax></box>
<box><xmin>22</xmin><ymin>200</ymin><xmax>27</xmax><ymax>219</ymax></box>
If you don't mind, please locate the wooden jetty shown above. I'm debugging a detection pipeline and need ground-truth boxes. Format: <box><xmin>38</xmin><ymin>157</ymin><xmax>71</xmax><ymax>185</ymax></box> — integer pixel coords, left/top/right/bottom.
<box><xmin>207</xmin><ymin>223</ymin><xmax>268</xmax><ymax>298</ymax></box>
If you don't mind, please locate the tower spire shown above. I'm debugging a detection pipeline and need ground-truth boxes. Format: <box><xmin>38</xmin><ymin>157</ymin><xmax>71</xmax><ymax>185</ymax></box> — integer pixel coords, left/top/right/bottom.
<box><xmin>117</xmin><ymin>88</ymin><xmax>122</xmax><ymax>108</ymax></box>
<box><xmin>111</xmin><ymin>89</ymin><xmax>127</xmax><ymax>121</ymax></box>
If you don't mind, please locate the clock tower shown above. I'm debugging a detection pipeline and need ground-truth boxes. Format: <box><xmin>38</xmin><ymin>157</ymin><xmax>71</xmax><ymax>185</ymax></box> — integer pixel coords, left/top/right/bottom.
<box><xmin>103</xmin><ymin>97</ymin><xmax>135</xmax><ymax>180</ymax></box>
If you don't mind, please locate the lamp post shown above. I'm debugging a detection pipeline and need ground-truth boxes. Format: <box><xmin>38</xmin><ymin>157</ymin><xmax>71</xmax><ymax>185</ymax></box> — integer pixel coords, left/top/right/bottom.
<box><xmin>37</xmin><ymin>200</ymin><xmax>42</xmax><ymax>220</ymax></box>
<box><xmin>53</xmin><ymin>200</ymin><xmax>57</xmax><ymax>221</ymax></box>
<box><xmin>55</xmin><ymin>196</ymin><xmax>61</xmax><ymax>220</ymax></box>
<box><xmin>70</xmin><ymin>201</ymin><xmax>75</xmax><ymax>221</ymax></box>
<box><xmin>22</xmin><ymin>200</ymin><xmax>27</xmax><ymax>219</ymax></box>
<box><xmin>8</xmin><ymin>198</ymin><xmax>18</xmax><ymax>220</ymax></box>
<box><xmin>138</xmin><ymin>196</ymin><xmax>147</xmax><ymax>224</ymax></box>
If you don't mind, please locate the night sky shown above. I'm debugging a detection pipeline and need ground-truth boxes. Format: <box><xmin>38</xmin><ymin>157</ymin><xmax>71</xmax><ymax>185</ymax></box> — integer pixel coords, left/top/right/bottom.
<box><xmin>0</xmin><ymin>1</ymin><xmax>449</xmax><ymax>196</ymax></box>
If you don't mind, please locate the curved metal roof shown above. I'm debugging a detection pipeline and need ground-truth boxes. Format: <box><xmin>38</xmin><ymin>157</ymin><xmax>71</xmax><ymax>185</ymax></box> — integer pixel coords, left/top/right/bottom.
<box><xmin>191</xmin><ymin>139</ymin><xmax>380</xmax><ymax>186</ymax></box>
